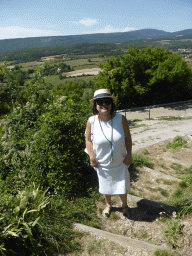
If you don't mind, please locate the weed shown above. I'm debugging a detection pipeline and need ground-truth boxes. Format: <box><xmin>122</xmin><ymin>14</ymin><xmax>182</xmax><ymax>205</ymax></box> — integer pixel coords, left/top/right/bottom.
<box><xmin>166</xmin><ymin>136</ymin><xmax>188</xmax><ymax>152</ymax></box>
<box><xmin>172</xmin><ymin>188</ymin><xmax>183</xmax><ymax>198</ymax></box>
<box><xmin>159</xmin><ymin>188</ymin><xmax>169</xmax><ymax>197</ymax></box>
<box><xmin>146</xmin><ymin>186</ymin><xmax>157</xmax><ymax>192</ymax></box>
<box><xmin>162</xmin><ymin>180</ymin><xmax>176</xmax><ymax>185</ymax></box>
<box><xmin>132</xmin><ymin>153</ymin><xmax>154</xmax><ymax>169</ymax></box>
<box><xmin>170</xmin><ymin>163</ymin><xmax>183</xmax><ymax>171</ymax></box>
<box><xmin>142</xmin><ymin>149</ymin><xmax>149</xmax><ymax>155</ymax></box>
<box><xmin>154</xmin><ymin>249</ymin><xmax>181</xmax><ymax>256</ymax></box>
<box><xmin>158</xmin><ymin>164</ymin><xmax>169</xmax><ymax>170</ymax></box>
<box><xmin>98</xmin><ymin>195</ymin><xmax>106</xmax><ymax>204</ymax></box>
<box><xmin>133</xmin><ymin>229</ymin><xmax>148</xmax><ymax>239</ymax></box>
<box><xmin>158</xmin><ymin>116</ymin><xmax>181</xmax><ymax>121</ymax></box>
<box><xmin>127</xmin><ymin>189</ymin><xmax>137</xmax><ymax>196</ymax></box>
<box><xmin>87</xmin><ymin>239</ymin><xmax>103</xmax><ymax>255</ymax></box>
<box><xmin>179</xmin><ymin>181</ymin><xmax>188</xmax><ymax>188</ymax></box>
<box><xmin>110</xmin><ymin>212</ymin><xmax>119</xmax><ymax>220</ymax></box>
<box><xmin>130</xmin><ymin>124</ymin><xmax>146</xmax><ymax>129</ymax></box>
<box><xmin>184</xmin><ymin>165</ymin><xmax>192</xmax><ymax>174</ymax></box>
<box><xmin>132</xmin><ymin>119</ymin><xmax>142</xmax><ymax>122</ymax></box>
<box><xmin>164</xmin><ymin>219</ymin><xmax>184</xmax><ymax>248</ymax></box>
<box><xmin>178</xmin><ymin>200</ymin><xmax>192</xmax><ymax>217</ymax></box>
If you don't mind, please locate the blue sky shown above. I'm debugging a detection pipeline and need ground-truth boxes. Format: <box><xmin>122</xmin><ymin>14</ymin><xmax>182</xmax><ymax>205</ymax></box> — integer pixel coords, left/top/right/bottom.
<box><xmin>0</xmin><ymin>0</ymin><xmax>191</xmax><ymax>40</ymax></box>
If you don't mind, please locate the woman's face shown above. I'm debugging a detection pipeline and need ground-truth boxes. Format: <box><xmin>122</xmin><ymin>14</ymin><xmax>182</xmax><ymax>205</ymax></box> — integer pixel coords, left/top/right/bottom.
<box><xmin>95</xmin><ymin>98</ymin><xmax>112</xmax><ymax>114</ymax></box>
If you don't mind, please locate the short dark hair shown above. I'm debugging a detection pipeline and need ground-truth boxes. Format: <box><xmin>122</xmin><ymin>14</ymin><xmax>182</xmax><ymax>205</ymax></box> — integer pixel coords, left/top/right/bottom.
<box><xmin>92</xmin><ymin>99</ymin><xmax>116</xmax><ymax>115</ymax></box>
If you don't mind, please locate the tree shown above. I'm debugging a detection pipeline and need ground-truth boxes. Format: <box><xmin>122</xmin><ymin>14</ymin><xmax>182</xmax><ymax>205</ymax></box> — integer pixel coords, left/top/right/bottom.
<box><xmin>95</xmin><ymin>47</ymin><xmax>192</xmax><ymax>109</ymax></box>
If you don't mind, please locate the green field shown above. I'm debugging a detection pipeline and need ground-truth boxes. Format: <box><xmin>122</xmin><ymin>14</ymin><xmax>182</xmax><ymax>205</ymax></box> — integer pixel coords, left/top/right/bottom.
<box><xmin>44</xmin><ymin>74</ymin><xmax>96</xmax><ymax>87</ymax></box>
<box><xmin>10</xmin><ymin>56</ymin><xmax>106</xmax><ymax>72</ymax></box>
<box><xmin>10</xmin><ymin>56</ymin><xmax>106</xmax><ymax>88</ymax></box>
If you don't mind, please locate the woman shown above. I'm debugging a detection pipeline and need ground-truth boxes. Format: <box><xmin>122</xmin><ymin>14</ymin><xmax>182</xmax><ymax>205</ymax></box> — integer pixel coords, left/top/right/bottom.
<box><xmin>85</xmin><ymin>89</ymin><xmax>132</xmax><ymax>219</ymax></box>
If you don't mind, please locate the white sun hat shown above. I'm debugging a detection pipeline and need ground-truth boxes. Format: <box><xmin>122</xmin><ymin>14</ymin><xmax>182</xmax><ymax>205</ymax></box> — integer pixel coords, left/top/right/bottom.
<box><xmin>90</xmin><ymin>89</ymin><xmax>116</xmax><ymax>105</ymax></box>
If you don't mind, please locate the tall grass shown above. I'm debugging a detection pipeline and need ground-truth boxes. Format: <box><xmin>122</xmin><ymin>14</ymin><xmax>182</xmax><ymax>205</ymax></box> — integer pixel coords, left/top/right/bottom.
<box><xmin>166</xmin><ymin>136</ymin><xmax>188</xmax><ymax>152</ymax></box>
<box><xmin>132</xmin><ymin>153</ymin><xmax>154</xmax><ymax>169</ymax></box>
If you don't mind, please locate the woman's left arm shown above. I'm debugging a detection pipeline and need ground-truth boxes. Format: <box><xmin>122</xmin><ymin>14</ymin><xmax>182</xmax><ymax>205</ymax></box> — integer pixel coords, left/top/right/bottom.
<box><xmin>122</xmin><ymin>115</ymin><xmax>132</xmax><ymax>166</ymax></box>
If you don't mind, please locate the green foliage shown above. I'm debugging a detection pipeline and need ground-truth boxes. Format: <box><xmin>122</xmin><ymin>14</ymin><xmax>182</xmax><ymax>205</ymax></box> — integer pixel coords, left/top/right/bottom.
<box><xmin>142</xmin><ymin>149</ymin><xmax>149</xmax><ymax>155</ymax></box>
<box><xmin>0</xmin><ymin>64</ymin><xmax>91</xmax><ymax>195</ymax></box>
<box><xmin>0</xmin><ymin>183</ymin><xmax>85</xmax><ymax>255</ymax></box>
<box><xmin>95</xmin><ymin>47</ymin><xmax>192</xmax><ymax>109</ymax></box>
<box><xmin>166</xmin><ymin>136</ymin><xmax>188</xmax><ymax>152</ymax></box>
<box><xmin>51</xmin><ymin>80</ymin><xmax>84</xmax><ymax>100</ymax></box>
<box><xmin>0</xmin><ymin>98</ymin><xmax>90</xmax><ymax>195</ymax></box>
<box><xmin>41</xmin><ymin>61</ymin><xmax>73</xmax><ymax>76</ymax></box>
<box><xmin>0</xmin><ymin>64</ymin><xmax>99</xmax><ymax>254</ymax></box>
<box><xmin>164</xmin><ymin>219</ymin><xmax>184</xmax><ymax>248</ymax></box>
<box><xmin>0</xmin><ymin>43</ymin><xmax>118</xmax><ymax>62</ymax></box>
<box><xmin>154</xmin><ymin>249</ymin><xmax>181</xmax><ymax>256</ymax></box>
<box><xmin>0</xmin><ymin>184</ymin><xmax>50</xmax><ymax>255</ymax></box>
<box><xmin>132</xmin><ymin>153</ymin><xmax>154</xmax><ymax>169</ymax></box>
<box><xmin>0</xmin><ymin>62</ymin><xmax>30</xmax><ymax>115</ymax></box>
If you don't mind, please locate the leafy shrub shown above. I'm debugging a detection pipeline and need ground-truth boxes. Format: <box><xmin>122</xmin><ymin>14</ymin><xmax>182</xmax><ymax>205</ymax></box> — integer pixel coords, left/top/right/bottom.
<box><xmin>0</xmin><ymin>96</ymin><xmax>90</xmax><ymax>195</ymax></box>
<box><xmin>0</xmin><ymin>64</ymin><xmax>92</xmax><ymax>195</ymax></box>
<box><xmin>51</xmin><ymin>80</ymin><xmax>84</xmax><ymax>99</ymax></box>
<box><xmin>27</xmin><ymin>98</ymin><xmax>89</xmax><ymax>194</ymax></box>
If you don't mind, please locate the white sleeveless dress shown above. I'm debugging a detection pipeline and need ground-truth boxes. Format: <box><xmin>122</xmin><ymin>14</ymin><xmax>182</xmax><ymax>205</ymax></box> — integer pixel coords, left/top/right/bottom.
<box><xmin>88</xmin><ymin>113</ymin><xmax>130</xmax><ymax>195</ymax></box>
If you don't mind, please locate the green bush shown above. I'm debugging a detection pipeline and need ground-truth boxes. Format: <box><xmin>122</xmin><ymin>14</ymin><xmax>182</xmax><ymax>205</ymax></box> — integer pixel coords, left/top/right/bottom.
<box><xmin>28</xmin><ymin>98</ymin><xmax>89</xmax><ymax>194</ymax></box>
<box><xmin>0</xmin><ymin>96</ymin><xmax>90</xmax><ymax>195</ymax></box>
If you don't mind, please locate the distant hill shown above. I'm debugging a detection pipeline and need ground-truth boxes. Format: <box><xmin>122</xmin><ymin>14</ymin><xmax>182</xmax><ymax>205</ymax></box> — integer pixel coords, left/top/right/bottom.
<box><xmin>0</xmin><ymin>28</ymin><xmax>191</xmax><ymax>54</ymax></box>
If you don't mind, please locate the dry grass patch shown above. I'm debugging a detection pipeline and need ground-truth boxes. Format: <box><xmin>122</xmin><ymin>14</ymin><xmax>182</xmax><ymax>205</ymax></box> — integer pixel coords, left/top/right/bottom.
<box><xmin>65</xmin><ymin>232</ymin><xmax>126</xmax><ymax>256</ymax></box>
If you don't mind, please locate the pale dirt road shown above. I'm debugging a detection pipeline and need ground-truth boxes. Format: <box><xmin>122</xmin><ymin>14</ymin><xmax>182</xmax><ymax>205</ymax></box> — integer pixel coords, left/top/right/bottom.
<box><xmin>117</xmin><ymin>101</ymin><xmax>192</xmax><ymax>151</ymax></box>
<box><xmin>130</xmin><ymin>118</ymin><xmax>192</xmax><ymax>152</ymax></box>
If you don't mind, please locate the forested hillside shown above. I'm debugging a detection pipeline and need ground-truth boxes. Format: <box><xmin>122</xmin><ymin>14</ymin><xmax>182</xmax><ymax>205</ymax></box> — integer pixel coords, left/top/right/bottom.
<box><xmin>0</xmin><ymin>29</ymin><xmax>170</xmax><ymax>53</ymax></box>
<box><xmin>0</xmin><ymin>28</ymin><xmax>192</xmax><ymax>54</ymax></box>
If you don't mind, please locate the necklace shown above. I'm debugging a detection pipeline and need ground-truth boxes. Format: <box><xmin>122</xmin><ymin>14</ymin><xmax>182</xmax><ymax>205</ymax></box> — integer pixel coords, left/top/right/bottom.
<box><xmin>99</xmin><ymin>116</ymin><xmax>114</xmax><ymax>163</ymax></box>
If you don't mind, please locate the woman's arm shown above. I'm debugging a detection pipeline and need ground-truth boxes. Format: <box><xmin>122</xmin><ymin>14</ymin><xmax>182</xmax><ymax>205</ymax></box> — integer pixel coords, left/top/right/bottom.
<box><xmin>122</xmin><ymin>115</ymin><xmax>132</xmax><ymax>166</ymax></box>
<box><xmin>85</xmin><ymin>120</ymin><xmax>99</xmax><ymax>168</ymax></box>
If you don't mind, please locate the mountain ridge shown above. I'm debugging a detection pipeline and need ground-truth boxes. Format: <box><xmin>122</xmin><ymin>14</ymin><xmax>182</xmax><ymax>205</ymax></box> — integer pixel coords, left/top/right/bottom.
<box><xmin>0</xmin><ymin>28</ymin><xmax>192</xmax><ymax>54</ymax></box>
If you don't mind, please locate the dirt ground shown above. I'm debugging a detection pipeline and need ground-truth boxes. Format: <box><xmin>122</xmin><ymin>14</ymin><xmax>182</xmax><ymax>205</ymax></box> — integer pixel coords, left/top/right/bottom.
<box><xmin>68</xmin><ymin>111</ymin><xmax>192</xmax><ymax>256</ymax></box>
<box><xmin>70</xmin><ymin>134</ymin><xmax>192</xmax><ymax>255</ymax></box>
<box><xmin>93</xmin><ymin>137</ymin><xmax>192</xmax><ymax>256</ymax></box>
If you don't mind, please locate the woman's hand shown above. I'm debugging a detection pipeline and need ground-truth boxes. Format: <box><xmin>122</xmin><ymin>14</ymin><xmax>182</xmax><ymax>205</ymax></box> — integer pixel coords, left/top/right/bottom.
<box><xmin>90</xmin><ymin>158</ymin><xmax>100</xmax><ymax>168</ymax></box>
<box><xmin>123</xmin><ymin>154</ymin><xmax>132</xmax><ymax>167</ymax></box>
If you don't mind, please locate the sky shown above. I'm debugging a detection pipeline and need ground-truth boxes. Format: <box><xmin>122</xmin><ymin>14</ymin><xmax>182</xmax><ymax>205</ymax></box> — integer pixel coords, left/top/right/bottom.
<box><xmin>0</xmin><ymin>0</ymin><xmax>191</xmax><ymax>40</ymax></box>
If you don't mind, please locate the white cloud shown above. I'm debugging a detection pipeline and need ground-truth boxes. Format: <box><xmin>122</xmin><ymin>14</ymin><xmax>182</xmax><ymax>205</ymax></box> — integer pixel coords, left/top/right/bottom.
<box><xmin>79</xmin><ymin>18</ymin><xmax>97</xmax><ymax>27</ymax></box>
<box><xmin>0</xmin><ymin>26</ymin><xmax>67</xmax><ymax>40</ymax></box>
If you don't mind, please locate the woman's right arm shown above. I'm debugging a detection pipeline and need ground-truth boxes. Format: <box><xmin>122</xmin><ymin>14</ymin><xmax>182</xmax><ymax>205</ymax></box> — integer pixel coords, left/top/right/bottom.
<box><xmin>85</xmin><ymin>120</ymin><xmax>99</xmax><ymax>168</ymax></box>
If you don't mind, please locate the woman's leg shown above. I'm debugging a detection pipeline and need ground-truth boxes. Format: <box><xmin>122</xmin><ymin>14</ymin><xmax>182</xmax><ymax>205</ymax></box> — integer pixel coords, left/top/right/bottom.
<box><xmin>119</xmin><ymin>193</ymin><xmax>129</xmax><ymax>216</ymax></box>
<box><xmin>102</xmin><ymin>194</ymin><xmax>112</xmax><ymax>215</ymax></box>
